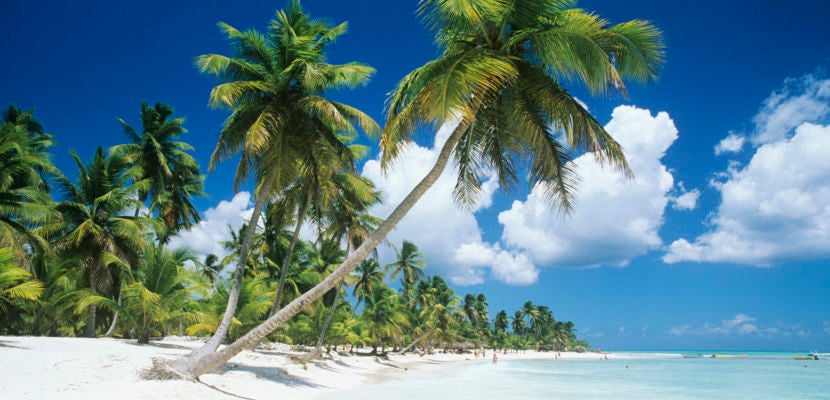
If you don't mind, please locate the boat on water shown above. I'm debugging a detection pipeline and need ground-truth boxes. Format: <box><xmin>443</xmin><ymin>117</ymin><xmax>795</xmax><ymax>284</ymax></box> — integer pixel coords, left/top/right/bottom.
<box><xmin>682</xmin><ymin>354</ymin><xmax>705</xmax><ymax>358</ymax></box>
<box><xmin>794</xmin><ymin>355</ymin><xmax>819</xmax><ymax>360</ymax></box>
<box><xmin>712</xmin><ymin>354</ymin><xmax>747</xmax><ymax>359</ymax></box>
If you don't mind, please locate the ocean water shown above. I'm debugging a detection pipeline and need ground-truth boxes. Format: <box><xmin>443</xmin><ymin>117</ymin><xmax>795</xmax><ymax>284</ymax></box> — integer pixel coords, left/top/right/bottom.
<box><xmin>317</xmin><ymin>352</ymin><xmax>830</xmax><ymax>399</ymax></box>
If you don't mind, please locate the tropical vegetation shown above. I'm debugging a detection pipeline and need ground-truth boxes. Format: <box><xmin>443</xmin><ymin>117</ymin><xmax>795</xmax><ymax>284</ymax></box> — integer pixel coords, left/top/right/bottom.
<box><xmin>0</xmin><ymin>0</ymin><xmax>662</xmax><ymax>381</ymax></box>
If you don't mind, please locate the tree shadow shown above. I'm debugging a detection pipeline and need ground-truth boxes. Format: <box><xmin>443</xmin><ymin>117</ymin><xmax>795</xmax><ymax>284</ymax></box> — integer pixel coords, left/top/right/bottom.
<box><xmin>0</xmin><ymin>339</ymin><xmax>28</xmax><ymax>349</ymax></box>
<box><xmin>220</xmin><ymin>364</ymin><xmax>325</xmax><ymax>389</ymax></box>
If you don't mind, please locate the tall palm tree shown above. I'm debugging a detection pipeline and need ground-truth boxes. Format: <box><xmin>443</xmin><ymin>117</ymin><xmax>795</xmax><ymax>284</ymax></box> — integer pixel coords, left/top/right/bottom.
<box><xmin>0</xmin><ymin>106</ymin><xmax>58</xmax><ymax>268</ymax></box>
<box><xmin>189</xmin><ymin>0</ymin><xmax>378</xmax><ymax>357</ymax></box>
<box><xmin>386</xmin><ymin>240</ymin><xmax>426</xmax><ymax>299</ymax></box>
<box><xmin>160</xmin><ymin>0</ymin><xmax>662</xmax><ymax>377</ymax></box>
<box><xmin>493</xmin><ymin>309</ymin><xmax>509</xmax><ymax>334</ymax></box>
<box><xmin>52</xmin><ymin>147</ymin><xmax>146</xmax><ymax>337</ymax></box>
<box><xmin>511</xmin><ymin>310</ymin><xmax>525</xmax><ymax>336</ymax></box>
<box><xmin>111</xmin><ymin>102</ymin><xmax>203</xmax><ymax>235</ymax></box>
<box><xmin>522</xmin><ymin>300</ymin><xmax>539</xmax><ymax>336</ymax></box>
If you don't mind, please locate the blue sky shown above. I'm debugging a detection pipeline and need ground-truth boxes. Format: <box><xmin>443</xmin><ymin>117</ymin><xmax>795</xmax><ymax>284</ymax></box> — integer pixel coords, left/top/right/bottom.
<box><xmin>2</xmin><ymin>0</ymin><xmax>830</xmax><ymax>350</ymax></box>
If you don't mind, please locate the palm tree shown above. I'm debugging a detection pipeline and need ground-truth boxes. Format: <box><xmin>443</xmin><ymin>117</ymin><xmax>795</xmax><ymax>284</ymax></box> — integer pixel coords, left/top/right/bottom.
<box><xmin>511</xmin><ymin>310</ymin><xmax>525</xmax><ymax>336</ymax></box>
<box><xmin>493</xmin><ymin>310</ymin><xmax>509</xmax><ymax>334</ymax></box>
<box><xmin>52</xmin><ymin>147</ymin><xmax>146</xmax><ymax>337</ymax></box>
<box><xmin>159</xmin><ymin>0</ymin><xmax>662</xmax><ymax>377</ymax></box>
<box><xmin>189</xmin><ymin>0</ymin><xmax>378</xmax><ymax>357</ymax></box>
<box><xmin>351</xmin><ymin>258</ymin><xmax>384</xmax><ymax>308</ymax></box>
<box><xmin>269</xmin><ymin>169</ymin><xmax>378</xmax><ymax>317</ymax></box>
<box><xmin>359</xmin><ymin>284</ymin><xmax>408</xmax><ymax>354</ymax></box>
<box><xmin>522</xmin><ymin>300</ymin><xmax>539</xmax><ymax>336</ymax></box>
<box><xmin>0</xmin><ymin>106</ymin><xmax>57</xmax><ymax>267</ymax></box>
<box><xmin>0</xmin><ymin>248</ymin><xmax>44</xmax><ymax>312</ymax></box>
<box><xmin>197</xmin><ymin>254</ymin><xmax>223</xmax><ymax>285</ymax></box>
<box><xmin>386</xmin><ymin>240</ymin><xmax>426</xmax><ymax>299</ymax></box>
<box><xmin>120</xmin><ymin>244</ymin><xmax>198</xmax><ymax>343</ymax></box>
<box><xmin>111</xmin><ymin>102</ymin><xmax>204</xmax><ymax>244</ymax></box>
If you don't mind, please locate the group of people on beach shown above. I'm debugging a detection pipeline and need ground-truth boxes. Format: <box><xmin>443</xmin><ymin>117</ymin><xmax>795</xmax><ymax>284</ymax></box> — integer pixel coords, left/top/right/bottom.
<box><xmin>473</xmin><ymin>349</ymin><xmax>498</xmax><ymax>362</ymax></box>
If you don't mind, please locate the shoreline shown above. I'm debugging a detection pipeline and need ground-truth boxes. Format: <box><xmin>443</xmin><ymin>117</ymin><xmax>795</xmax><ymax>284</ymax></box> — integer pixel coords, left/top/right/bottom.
<box><xmin>0</xmin><ymin>335</ymin><xmax>669</xmax><ymax>399</ymax></box>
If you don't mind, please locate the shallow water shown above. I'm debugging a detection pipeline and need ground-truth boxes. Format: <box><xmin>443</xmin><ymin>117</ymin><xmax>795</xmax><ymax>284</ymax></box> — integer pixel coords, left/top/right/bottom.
<box><xmin>316</xmin><ymin>353</ymin><xmax>830</xmax><ymax>399</ymax></box>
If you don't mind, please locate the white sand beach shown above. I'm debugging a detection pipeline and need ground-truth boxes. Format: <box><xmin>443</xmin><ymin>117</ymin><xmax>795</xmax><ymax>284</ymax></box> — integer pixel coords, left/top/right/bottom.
<box><xmin>0</xmin><ymin>336</ymin><xmax>615</xmax><ymax>399</ymax></box>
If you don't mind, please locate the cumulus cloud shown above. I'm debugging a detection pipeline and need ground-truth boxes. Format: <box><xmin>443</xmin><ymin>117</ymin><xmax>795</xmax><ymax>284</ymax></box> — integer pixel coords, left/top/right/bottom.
<box><xmin>666</xmin><ymin>74</ymin><xmax>830</xmax><ymax>265</ymax></box>
<box><xmin>714</xmin><ymin>133</ymin><xmax>746</xmax><ymax>155</ymax></box>
<box><xmin>497</xmin><ymin>106</ymin><xmax>684</xmax><ymax>268</ymax></box>
<box><xmin>168</xmin><ymin>192</ymin><xmax>253</xmax><ymax>261</ymax></box>
<box><xmin>361</xmin><ymin>121</ymin><xmax>500</xmax><ymax>285</ymax></box>
<box><xmin>665</xmin><ymin>122</ymin><xmax>830</xmax><ymax>264</ymax></box>
<box><xmin>362</xmin><ymin>105</ymin><xmax>695</xmax><ymax>284</ymax></box>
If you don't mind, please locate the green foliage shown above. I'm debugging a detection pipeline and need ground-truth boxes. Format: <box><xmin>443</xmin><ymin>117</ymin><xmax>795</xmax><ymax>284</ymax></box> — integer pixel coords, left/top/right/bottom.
<box><xmin>119</xmin><ymin>244</ymin><xmax>199</xmax><ymax>343</ymax></box>
<box><xmin>384</xmin><ymin>0</ymin><xmax>664</xmax><ymax>212</ymax></box>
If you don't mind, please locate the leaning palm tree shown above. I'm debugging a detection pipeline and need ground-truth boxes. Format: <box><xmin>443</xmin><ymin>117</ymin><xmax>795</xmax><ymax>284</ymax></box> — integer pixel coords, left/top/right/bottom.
<box><xmin>52</xmin><ymin>148</ymin><xmax>146</xmax><ymax>337</ymax></box>
<box><xmin>158</xmin><ymin>0</ymin><xmax>662</xmax><ymax>377</ymax></box>
<box><xmin>188</xmin><ymin>0</ymin><xmax>378</xmax><ymax>357</ymax></box>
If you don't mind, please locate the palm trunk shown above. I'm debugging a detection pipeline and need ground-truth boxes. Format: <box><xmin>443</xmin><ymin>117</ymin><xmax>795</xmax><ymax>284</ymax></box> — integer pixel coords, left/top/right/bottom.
<box><xmin>268</xmin><ymin>192</ymin><xmax>311</xmax><ymax>317</ymax></box>
<box><xmin>104</xmin><ymin>292</ymin><xmax>122</xmax><ymax>337</ymax></box>
<box><xmin>83</xmin><ymin>303</ymin><xmax>97</xmax><ymax>338</ymax></box>
<box><xmin>156</xmin><ymin>122</ymin><xmax>468</xmax><ymax>378</ymax></box>
<box><xmin>299</xmin><ymin>284</ymin><xmax>342</xmax><ymax>364</ymax></box>
<box><xmin>397</xmin><ymin>326</ymin><xmax>436</xmax><ymax>355</ymax></box>
<box><xmin>187</xmin><ymin>178</ymin><xmax>274</xmax><ymax>357</ymax></box>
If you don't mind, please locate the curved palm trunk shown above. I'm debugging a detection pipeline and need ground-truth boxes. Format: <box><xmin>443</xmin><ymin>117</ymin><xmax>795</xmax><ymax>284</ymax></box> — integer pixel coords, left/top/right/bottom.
<box><xmin>157</xmin><ymin>122</ymin><xmax>467</xmax><ymax>378</ymax></box>
<box><xmin>104</xmin><ymin>292</ymin><xmax>122</xmax><ymax>337</ymax></box>
<box><xmin>397</xmin><ymin>326</ymin><xmax>436</xmax><ymax>355</ymax></box>
<box><xmin>299</xmin><ymin>284</ymin><xmax>341</xmax><ymax>364</ymax></box>
<box><xmin>187</xmin><ymin>178</ymin><xmax>274</xmax><ymax>357</ymax></box>
<box><xmin>268</xmin><ymin>193</ymin><xmax>310</xmax><ymax>317</ymax></box>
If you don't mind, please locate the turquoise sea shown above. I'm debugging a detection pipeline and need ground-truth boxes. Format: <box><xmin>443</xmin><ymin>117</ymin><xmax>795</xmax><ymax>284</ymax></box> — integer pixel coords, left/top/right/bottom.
<box><xmin>318</xmin><ymin>352</ymin><xmax>830</xmax><ymax>399</ymax></box>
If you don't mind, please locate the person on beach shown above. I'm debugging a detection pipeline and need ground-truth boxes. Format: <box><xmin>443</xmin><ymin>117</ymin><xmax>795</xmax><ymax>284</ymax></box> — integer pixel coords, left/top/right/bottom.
<box><xmin>493</xmin><ymin>353</ymin><xmax>498</xmax><ymax>362</ymax></box>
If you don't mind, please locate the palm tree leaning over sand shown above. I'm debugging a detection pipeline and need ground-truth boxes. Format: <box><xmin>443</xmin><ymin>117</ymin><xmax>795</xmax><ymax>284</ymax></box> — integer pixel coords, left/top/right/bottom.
<box><xmin>156</xmin><ymin>0</ymin><xmax>663</xmax><ymax>378</ymax></box>
<box><xmin>187</xmin><ymin>0</ymin><xmax>378</xmax><ymax>357</ymax></box>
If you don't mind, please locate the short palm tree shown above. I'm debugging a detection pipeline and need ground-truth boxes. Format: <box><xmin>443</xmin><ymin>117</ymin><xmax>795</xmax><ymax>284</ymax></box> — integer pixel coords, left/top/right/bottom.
<box><xmin>53</xmin><ymin>147</ymin><xmax>146</xmax><ymax>337</ymax></box>
<box><xmin>189</xmin><ymin>0</ymin><xmax>378</xmax><ymax>356</ymax></box>
<box><xmin>121</xmin><ymin>244</ymin><xmax>198</xmax><ymax>343</ymax></box>
<box><xmin>0</xmin><ymin>248</ymin><xmax>44</xmax><ymax>312</ymax></box>
<box><xmin>161</xmin><ymin>0</ymin><xmax>662</xmax><ymax>377</ymax></box>
<box><xmin>360</xmin><ymin>284</ymin><xmax>409</xmax><ymax>354</ymax></box>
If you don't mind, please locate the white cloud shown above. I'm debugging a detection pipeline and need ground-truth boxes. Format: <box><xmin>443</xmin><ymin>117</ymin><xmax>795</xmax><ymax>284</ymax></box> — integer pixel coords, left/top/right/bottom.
<box><xmin>671</xmin><ymin>187</ymin><xmax>700</xmax><ymax>211</ymax></box>
<box><xmin>751</xmin><ymin>74</ymin><xmax>830</xmax><ymax>145</ymax></box>
<box><xmin>714</xmin><ymin>133</ymin><xmax>746</xmax><ymax>155</ymax></box>
<box><xmin>361</xmin><ymin>121</ymin><xmax>500</xmax><ymax>286</ymax></box>
<box><xmin>666</xmin><ymin>74</ymin><xmax>830</xmax><ymax>265</ymax></box>
<box><xmin>665</xmin><ymin>122</ymin><xmax>830</xmax><ymax>265</ymax></box>
<box><xmin>168</xmin><ymin>192</ymin><xmax>253</xmax><ymax>261</ymax></box>
<box><xmin>497</xmin><ymin>106</ymin><xmax>685</xmax><ymax>268</ymax></box>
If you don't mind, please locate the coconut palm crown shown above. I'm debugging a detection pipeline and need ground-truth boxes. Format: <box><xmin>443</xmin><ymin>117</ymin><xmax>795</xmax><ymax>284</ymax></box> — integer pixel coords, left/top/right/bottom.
<box><xmin>384</xmin><ymin>0</ymin><xmax>664</xmax><ymax>210</ymax></box>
